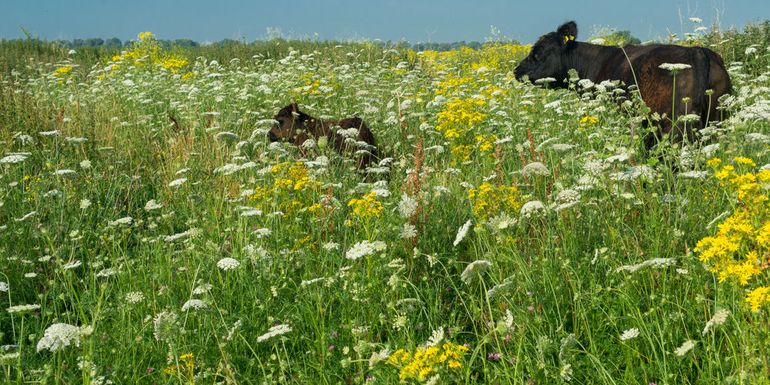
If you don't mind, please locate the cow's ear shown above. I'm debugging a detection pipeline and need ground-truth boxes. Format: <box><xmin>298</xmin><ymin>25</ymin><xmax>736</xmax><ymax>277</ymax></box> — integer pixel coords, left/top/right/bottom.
<box><xmin>557</xmin><ymin>21</ymin><xmax>578</xmax><ymax>45</ymax></box>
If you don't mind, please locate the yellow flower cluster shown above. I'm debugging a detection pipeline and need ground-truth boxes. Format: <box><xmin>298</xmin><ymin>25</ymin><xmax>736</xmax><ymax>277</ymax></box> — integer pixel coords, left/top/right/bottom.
<box><xmin>468</xmin><ymin>181</ymin><xmax>522</xmax><ymax>221</ymax></box>
<box><xmin>347</xmin><ymin>191</ymin><xmax>383</xmax><ymax>220</ymax></box>
<box><xmin>248</xmin><ymin>161</ymin><xmax>319</xmax><ymax>215</ymax></box>
<box><xmin>54</xmin><ymin>65</ymin><xmax>73</xmax><ymax>77</ymax></box>
<box><xmin>164</xmin><ymin>352</ymin><xmax>195</xmax><ymax>381</ymax></box>
<box><xmin>387</xmin><ymin>342</ymin><xmax>468</xmax><ymax>382</ymax></box>
<box><xmin>695</xmin><ymin>157</ymin><xmax>770</xmax><ymax>311</ymax></box>
<box><xmin>579</xmin><ymin>115</ymin><xmax>599</xmax><ymax>126</ymax></box>
<box><xmin>109</xmin><ymin>31</ymin><xmax>190</xmax><ymax>75</ymax></box>
<box><xmin>436</xmin><ymin>97</ymin><xmax>486</xmax><ymax>140</ymax></box>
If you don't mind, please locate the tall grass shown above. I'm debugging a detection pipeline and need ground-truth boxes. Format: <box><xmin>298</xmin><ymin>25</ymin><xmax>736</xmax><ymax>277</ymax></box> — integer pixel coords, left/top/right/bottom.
<box><xmin>1</xmin><ymin>22</ymin><xmax>770</xmax><ymax>385</ymax></box>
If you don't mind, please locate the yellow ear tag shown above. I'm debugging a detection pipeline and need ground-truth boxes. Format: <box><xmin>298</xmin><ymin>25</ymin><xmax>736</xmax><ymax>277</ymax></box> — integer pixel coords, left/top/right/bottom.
<box><xmin>564</xmin><ymin>35</ymin><xmax>575</xmax><ymax>43</ymax></box>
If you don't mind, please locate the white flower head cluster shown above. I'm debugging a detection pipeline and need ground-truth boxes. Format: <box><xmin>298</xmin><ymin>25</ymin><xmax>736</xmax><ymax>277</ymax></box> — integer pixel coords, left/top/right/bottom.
<box><xmin>522</xmin><ymin>162</ymin><xmax>549</xmax><ymax>177</ymax></box>
<box><xmin>0</xmin><ymin>282</ymin><xmax>8</xmax><ymax>292</ymax></box>
<box><xmin>554</xmin><ymin>188</ymin><xmax>580</xmax><ymax>211</ymax></box>
<box><xmin>125</xmin><ymin>291</ymin><xmax>145</xmax><ymax>304</ymax></box>
<box><xmin>398</xmin><ymin>193</ymin><xmax>418</xmax><ymax>218</ymax></box>
<box><xmin>152</xmin><ymin>311</ymin><xmax>178</xmax><ymax>342</ymax></box>
<box><xmin>461</xmin><ymin>259</ymin><xmax>492</xmax><ymax>285</ymax></box>
<box><xmin>345</xmin><ymin>240</ymin><xmax>386</xmax><ymax>260</ymax></box>
<box><xmin>108</xmin><ymin>216</ymin><xmax>133</xmax><ymax>227</ymax></box>
<box><xmin>520</xmin><ymin>200</ymin><xmax>546</xmax><ymax>219</ymax></box>
<box><xmin>7</xmin><ymin>304</ymin><xmax>41</xmax><ymax>314</ymax></box>
<box><xmin>217</xmin><ymin>257</ymin><xmax>241</xmax><ymax>271</ymax></box>
<box><xmin>181</xmin><ymin>299</ymin><xmax>208</xmax><ymax>311</ymax></box>
<box><xmin>144</xmin><ymin>199</ymin><xmax>163</xmax><ymax>211</ymax></box>
<box><xmin>257</xmin><ymin>323</ymin><xmax>292</xmax><ymax>342</ymax></box>
<box><xmin>620</xmin><ymin>327</ymin><xmax>640</xmax><ymax>341</ymax></box>
<box><xmin>0</xmin><ymin>154</ymin><xmax>29</xmax><ymax>164</ymax></box>
<box><xmin>674</xmin><ymin>339</ymin><xmax>696</xmax><ymax>356</ymax></box>
<box><xmin>36</xmin><ymin>323</ymin><xmax>91</xmax><ymax>352</ymax></box>
<box><xmin>702</xmin><ymin>309</ymin><xmax>730</xmax><ymax>335</ymax></box>
<box><xmin>453</xmin><ymin>220</ymin><xmax>472</xmax><ymax>247</ymax></box>
<box><xmin>659</xmin><ymin>63</ymin><xmax>692</xmax><ymax>72</ymax></box>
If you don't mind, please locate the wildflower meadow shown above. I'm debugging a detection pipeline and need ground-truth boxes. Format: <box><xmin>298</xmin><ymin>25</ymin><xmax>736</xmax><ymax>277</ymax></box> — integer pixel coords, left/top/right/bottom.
<box><xmin>3</xmin><ymin>21</ymin><xmax>770</xmax><ymax>384</ymax></box>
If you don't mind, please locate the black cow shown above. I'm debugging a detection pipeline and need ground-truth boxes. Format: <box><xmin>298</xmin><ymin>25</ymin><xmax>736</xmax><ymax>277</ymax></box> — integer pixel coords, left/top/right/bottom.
<box><xmin>269</xmin><ymin>103</ymin><xmax>379</xmax><ymax>171</ymax></box>
<box><xmin>515</xmin><ymin>21</ymin><xmax>732</xmax><ymax>149</ymax></box>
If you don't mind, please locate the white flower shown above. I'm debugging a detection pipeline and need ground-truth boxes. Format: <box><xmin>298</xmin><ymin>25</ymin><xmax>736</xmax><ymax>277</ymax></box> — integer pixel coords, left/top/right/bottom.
<box><xmin>659</xmin><ymin>63</ymin><xmax>692</xmax><ymax>72</ymax></box>
<box><xmin>453</xmin><ymin>220</ymin><xmax>472</xmax><ymax>247</ymax></box>
<box><xmin>323</xmin><ymin>242</ymin><xmax>339</xmax><ymax>251</ymax></box>
<box><xmin>534</xmin><ymin>77</ymin><xmax>556</xmax><ymax>84</ymax></box>
<box><xmin>164</xmin><ymin>228</ymin><xmax>199</xmax><ymax>243</ymax></box>
<box><xmin>39</xmin><ymin>130</ymin><xmax>60</xmax><ymax>137</ymax></box>
<box><xmin>674</xmin><ymin>340</ymin><xmax>696</xmax><ymax>356</ymax></box>
<box><xmin>620</xmin><ymin>328</ymin><xmax>640</xmax><ymax>341</ymax></box>
<box><xmin>702</xmin><ymin>309</ymin><xmax>730</xmax><ymax>335</ymax></box>
<box><xmin>426</xmin><ymin>327</ymin><xmax>444</xmax><ymax>347</ymax></box>
<box><xmin>745</xmin><ymin>47</ymin><xmax>758</xmax><ymax>56</ymax></box>
<box><xmin>520</xmin><ymin>200</ymin><xmax>546</xmax><ymax>218</ymax></box>
<box><xmin>79</xmin><ymin>160</ymin><xmax>91</xmax><ymax>169</ymax></box>
<box><xmin>398</xmin><ymin>193</ymin><xmax>418</xmax><ymax>218</ymax></box>
<box><xmin>80</xmin><ymin>199</ymin><xmax>91</xmax><ymax>209</ymax></box>
<box><xmin>96</xmin><ymin>268</ymin><xmax>117</xmax><ymax>278</ymax></box>
<box><xmin>7</xmin><ymin>304</ymin><xmax>40</xmax><ymax>313</ymax></box>
<box><xmin>62</xmin><ymin>260</ymin><xmax>82</xmax><ymax>270</ymax></box>
<box><xmin>257</xmin><ymin>324</ymin><xmax>292</xmax><ymax>342</ymax></box>
<box><xmin>53</xmin><ymin>169</ymin><xmax>76</xmax><ymax>177</ymax></box>
<box><xmin>217</xmin><ymin>257</ymin><xmax>240</xmax><ymax>271</ymax></box>
<box><xmin>345</xmin><ymin>241</ymin><xmax>377</xmax><ymax>260</ymax></box>
<box><xmin>523</xmin><ymin>162</ymin><xmax>549</xmax><ymax>177</ymax></box>
<box><xmin>689</xmin><ymin>17</ymin><xmax>702</xmax><ymax>23</ymax></box>
<box><xmin>461</xmin><ymin>260</ymin><xmax>492</xmax><ymax>285</ymax></box>
<box><xmin>401</xmin><ymin>223</ymin><xmax>417</xmax><ymax>239</ymax></box>
<box><xmin>0</xmin><ymin>282</ymin><xmax>7</xmax><ymax>292</ymax></box>
<box><xmin>301</xmin><ymin>277</ymin><xmax>325</xmax><ymax>287</ymax></box>
<box><xmin>253</xmin><ymin>228</ymin><xmax>271</xmax><ymax>238</ymax></box>
<box><xmin>678</xmin><ymin>171</ymin><xmax>709</xmax><ymax>179</ymax></box>
<box><xmin>181</xmin><ymin>299</ymin><xmax>208</xmax><ymax>311</ymax></box>
<box><xmin>125</xmin><ymin>291</ymin><xmax>145</xmax><ymax>304</ymax></box>
<box><xmin>0</xmin><ymin>154</ymin><xmax>29</xmax><ymax>164</ymax></box>
<box><xmin>615</xmin><ymin>257</ymin><xmax>675</xmax><ymax>273</ymax></box>
<box><xmin>152</xmin><ymin>311</ymin><xmax>178</xmax><ymax>342</ymax></box>
<box><xmin>193</xmin><ymin>283</ymin><xmax>213</xmax><ymax>294</ymax></box>
<box><xmin>554</xmin><ymin>188</ymin><xmax>580</xmax><ymax>211</ymax></box>
<box><xmin>109</xmin><ymin>216</ymin><xmax>133</xmax><ymax>226</ymax></box>
<box><xmin>144</xmin><ymin>199</ymin><xmax>163</xmax><ymax>211</ymax></box>
<box><xmin>168</xmin><ymin>178</ymin><xmax>187</xmax><ymax>187</ymax></box>
<box><xmin>368</xmin><ymin>348</ymin><xmax>393</xmax><ymax>368</ymax></box>
<box><xmin>36</xmin><ymin>323</ymin><xmax>89</xmax><ymax>352</ymax></box>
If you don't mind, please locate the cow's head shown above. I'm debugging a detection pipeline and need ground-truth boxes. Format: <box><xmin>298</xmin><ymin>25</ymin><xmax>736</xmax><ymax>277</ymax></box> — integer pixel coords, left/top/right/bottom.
<box><xmin>268</xmin><ymin>103</ymin><xmax>309</xmax><ymax>142</ymax></box>
<box><xmin>515</xmin><ymin>21</ymin><xmax>578</xmax><ymax>85</ymax></box>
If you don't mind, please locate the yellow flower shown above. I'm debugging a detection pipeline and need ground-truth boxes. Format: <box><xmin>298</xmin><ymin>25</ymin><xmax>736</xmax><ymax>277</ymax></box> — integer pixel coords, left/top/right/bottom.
<box><xmin>387</xmin><ymin>342</ymin><xmax>468</xmax><ymax>381</ymax></box>
<box><xmin>138</xmin><ymin>31</ymin><xmax>155</xmax><ymax>41</ymax></box>
<box><xmin>348</xmin><ymin>192</ymin><xmax>383</xmax><ymax>219</ymax></box>
<box><xmin>746</xmin><ymin>286</ymin><xmax>770</xmax><ymax>312</ymax></box>
<box><xmin>706</xmin><ymin>157</ymin><xmax>722</xmax><ymax>167</ymax></box>
<box><xmin>579</xmin><ymin>115</ymin><xmax>599</xmax><ymax>126</ymax></box>
<box><xmin>733</xmin><ymin>157</ymin><xmax>756</xmax><ymax>167</ymax></box>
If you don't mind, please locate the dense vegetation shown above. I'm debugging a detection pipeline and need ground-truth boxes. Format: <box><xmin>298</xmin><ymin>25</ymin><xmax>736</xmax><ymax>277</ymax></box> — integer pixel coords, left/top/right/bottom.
<box><xmin>2</xmin><ymin>20</ymin><xmax>770</xmax><ymax>384</ymax></box>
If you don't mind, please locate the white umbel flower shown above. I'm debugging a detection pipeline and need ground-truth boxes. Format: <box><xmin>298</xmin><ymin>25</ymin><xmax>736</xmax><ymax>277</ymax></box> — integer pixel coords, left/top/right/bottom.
<box><xmin>217</xmin><ymin>258</ymin><xmax>240</xmax><ymax>271</ymax></box>
<box><xmin>181</xmin><ymin>299</ymin><xmax>208</xmax><ymax>311</ymax></box>
<box><xmin>620</xmin><ymin>328</ymin><xmax>640</xmax><ymax>341</ymax></box>
<box><xmin>257</xmin><ymin>324</ymin><xmax>292</xmax><ymax>342</ymax></box>
<box><xmin>453</xmin><ymin>220</ymin><xmax>472</xmax><ymax>247</ymax></box>
<box><xmin>659</xmin><ymin>63</ymin><xmax>692</xmax><ymax>72</ymax></box>
<box><xmin>461</xmin><ymin>260</ymin><xmax>492</xmax><ymax>285</ymax></box>
<box><xmin>674</xmin><ymin>340</ymin><xmax>696</xmax><ymax>356</ymax></box>
<box><xmin>36</xmin><ymin>323</ymin><xmax>88</xmax><ymax>352</ymax></box>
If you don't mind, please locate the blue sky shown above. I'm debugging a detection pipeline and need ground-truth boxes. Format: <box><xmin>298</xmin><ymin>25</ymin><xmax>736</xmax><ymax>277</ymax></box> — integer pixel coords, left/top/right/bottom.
<box><xmin>1</xmin><ymin>1</ymin><xmax>767</xmax><ymax>44</ymax></box>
